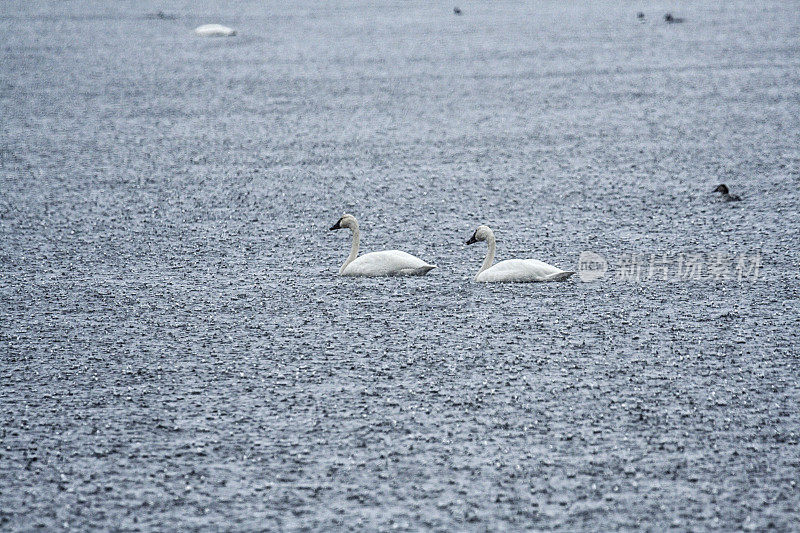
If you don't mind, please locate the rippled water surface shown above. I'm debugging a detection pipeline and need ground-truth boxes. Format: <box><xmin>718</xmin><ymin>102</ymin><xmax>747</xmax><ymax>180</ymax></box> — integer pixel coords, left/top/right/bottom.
<box><xmin>2</xmin><ymin>0</ymin><xmax>800</xmax><ymax>530</ymax></box>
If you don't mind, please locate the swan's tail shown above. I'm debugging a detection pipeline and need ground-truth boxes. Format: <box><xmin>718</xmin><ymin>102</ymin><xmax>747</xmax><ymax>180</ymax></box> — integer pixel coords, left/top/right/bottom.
<box><xmin>546</xmin><ymin>270</ymin><xmax>575</xmax><ymax>282</ymax></box>
<box><xmin>398</xmin><ymin>265</ymin><xmax>437</xmax><ymax>276</ymax></box>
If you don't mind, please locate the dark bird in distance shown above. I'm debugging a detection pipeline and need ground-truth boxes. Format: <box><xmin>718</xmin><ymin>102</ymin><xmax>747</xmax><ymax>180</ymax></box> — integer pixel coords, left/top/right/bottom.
<box><xmin>453</xmin><ymin>7</ymin><xmax>462</xmax><ymax>15</ymax></box>
<box><xmin>145</xmin><ymin>11</ymin><xmax>177</xmax><ymax>20</ymax></box>
<box><xmin>664</xmin><ymin>13</ymin><xmax>685</xmax><ymax>23</ymax></box>
<box><xmin>713</xmin><ymin>184</ymin><xmax>741</xmax><ymax>202</ymax></box>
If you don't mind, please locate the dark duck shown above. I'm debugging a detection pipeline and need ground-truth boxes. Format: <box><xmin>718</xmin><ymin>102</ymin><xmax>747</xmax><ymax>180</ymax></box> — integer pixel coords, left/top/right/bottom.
<box><xmin>664</xmin><ymin>13</ymin><xmax>685</xmax><ymax>23</ymax></box>
<box><xmin>713</xmin><ymin>184</ymin><xmax>741</xmax><ymax>202</ymax></box>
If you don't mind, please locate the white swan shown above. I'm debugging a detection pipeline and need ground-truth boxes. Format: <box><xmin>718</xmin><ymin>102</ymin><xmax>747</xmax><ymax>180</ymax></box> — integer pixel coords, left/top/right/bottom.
<box><xmin>194</xmin><ymin>24</ymin><xmax>236</xmax><ymax>37</ymax></box>
<box><xmin>466</xmin><ymin>225</ymin><xmax>574</xmax><ymax>282</ymax></box>
<box><xmin>329</xmin><ymin>214</ymin><xmax>437</xmax><ymax>277</ymax></box>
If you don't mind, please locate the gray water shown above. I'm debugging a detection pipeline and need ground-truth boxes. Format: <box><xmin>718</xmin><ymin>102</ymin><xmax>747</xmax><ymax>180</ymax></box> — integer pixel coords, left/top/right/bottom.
<box><xmin>2</xmin><ymin>0</ymin><xmax>800</xmax><ymax>530</ymax></box>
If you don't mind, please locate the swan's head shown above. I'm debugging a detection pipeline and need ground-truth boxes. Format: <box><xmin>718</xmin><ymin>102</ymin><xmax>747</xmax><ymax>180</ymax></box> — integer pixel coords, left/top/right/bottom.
<box><xmin>713</xmin><ymin>184</ymin><xmax>729</xmax><ymax>194</ymax></box>
<box><xmin>466</xmin><ymin>225</ymin><xmax>492</xmax><ymax>245</ymax></box>
<box><xmin>329</xmin><ymin>213</ymin><xmax>357</xmax><ymax>231</ymax></box>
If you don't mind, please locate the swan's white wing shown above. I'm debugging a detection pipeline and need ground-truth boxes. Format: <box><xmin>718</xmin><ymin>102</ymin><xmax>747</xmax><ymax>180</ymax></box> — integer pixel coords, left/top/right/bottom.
<box><xmin>477</xmin><ymin>259</ymin><xmax>572</xmax><ymax>282</ymax></box>
<box><xmin>342</xmin><ymin>250</ymin><xmax>436</xmax><ymax>277</ymax></box>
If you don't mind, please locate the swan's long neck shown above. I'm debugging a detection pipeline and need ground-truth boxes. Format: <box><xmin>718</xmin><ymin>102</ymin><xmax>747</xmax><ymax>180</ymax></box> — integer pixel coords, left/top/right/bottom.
<box><xmin>340</xmin><ymin>221</ymin><xmax>360</xmax><ymax>274</ymax></box>
<box><xmin>478</xmin><ymin>232</ymin><xmax>496</xmax><ymax>276</ymax></box>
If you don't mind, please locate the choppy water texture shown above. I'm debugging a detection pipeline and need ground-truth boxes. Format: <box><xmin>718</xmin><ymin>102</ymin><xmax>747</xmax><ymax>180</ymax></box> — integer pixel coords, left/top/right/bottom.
<box><xmin>2</xmin><ymin>1</ymin><xmax>800</xmax><ymax>530</ymax></box>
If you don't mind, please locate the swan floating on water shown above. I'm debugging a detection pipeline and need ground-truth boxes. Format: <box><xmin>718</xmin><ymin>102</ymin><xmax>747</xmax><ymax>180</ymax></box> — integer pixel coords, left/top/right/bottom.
<box><xmin>466</xmin><ymin>225</ymin><xmax>574</xmax><ymax>282</ymax></box>
<box><xmin>329</xmin><ymin>214</ymin><xmax>437</xmax><ymax>277</ymax></box>
<box><xmin>194</xmin><ymin>24</ymin><xmax>236</xmax><ymax>37</ymax></box>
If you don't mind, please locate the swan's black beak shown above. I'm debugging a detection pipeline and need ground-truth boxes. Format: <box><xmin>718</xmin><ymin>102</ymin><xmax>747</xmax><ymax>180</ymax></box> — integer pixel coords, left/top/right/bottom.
<box><xmin>329</xmin><ymin>219</ymin><xmax>342</xmax><ymax>231</ymax></box>
<box><xmin>466</xmin><ymin>232</ymin><xmax>478</xmax><ymax>245</ymax></box>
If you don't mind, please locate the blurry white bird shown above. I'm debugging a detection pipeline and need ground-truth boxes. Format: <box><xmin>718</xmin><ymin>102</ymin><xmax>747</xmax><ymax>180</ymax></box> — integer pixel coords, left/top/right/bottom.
<box><xmin>194</xmin><ymin>24</ymin><xmax>236</xmax><ymax>37</ymax></box>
